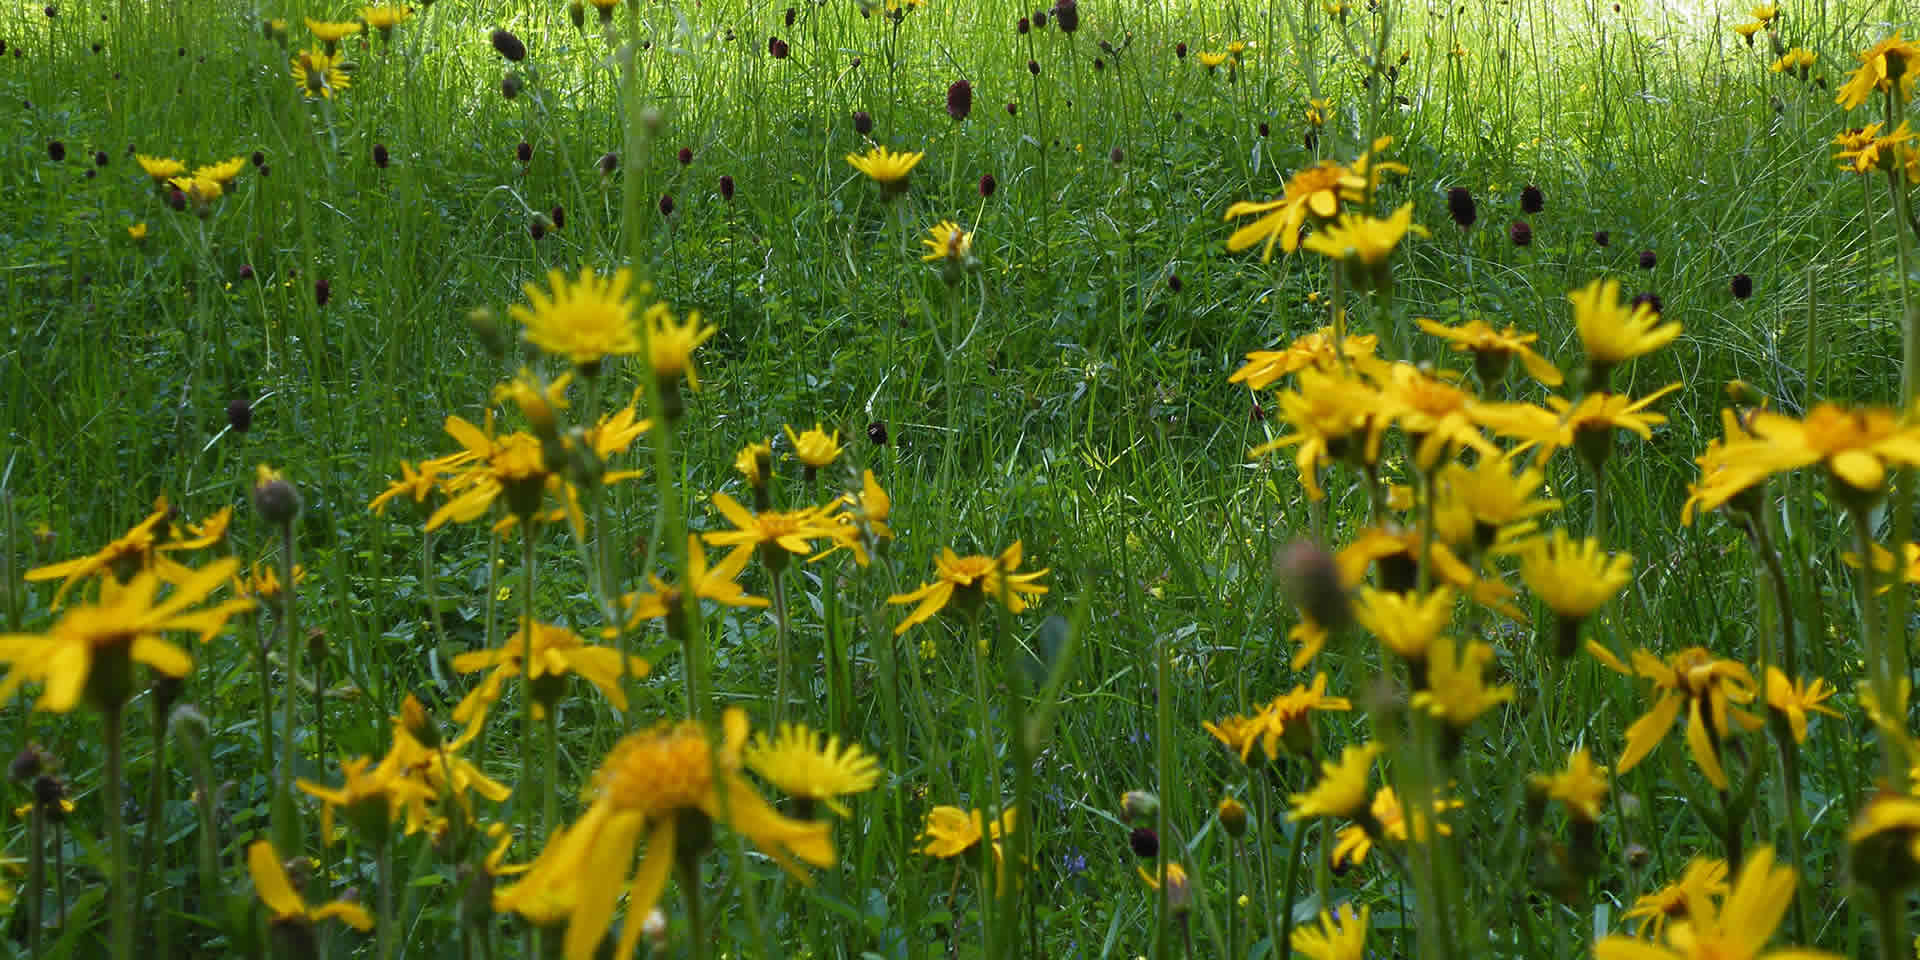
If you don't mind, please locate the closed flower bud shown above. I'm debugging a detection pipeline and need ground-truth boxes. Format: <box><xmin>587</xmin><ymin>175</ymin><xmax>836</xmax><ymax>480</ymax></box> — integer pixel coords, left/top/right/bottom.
<box><xmin>1121</xmin><ymin>790</ymin><xmax>1159</xmax><ymax>822</ymax></box>
<box><xmin>1275</xmin><ymin>539</ymin><xmax>1351</xmax><ymax>630</ymax></box>
<box><xmin>1028</xmin><ymin>58</ymin><xmax>1040</xmax><ymax>75</ymax></box>
<box><xmin>1032</xmin><ymin>8</ymin><xmax>1047</xmax><ymax>27</ymax></box>
<box><xmin>1017</xmin><ymin>15</ymin><xmax>1029</xmax><ymax>32</ymax></box>
<box><xmin>46</xmin><ymin>140</ymin><xmax>64</xmax><ymax>162</ymax></box>
<box><xmin>1730</xmin><ymin>272</ymin><xmax>1753</xmax><ymax>299</ymax></box>
<box><xmin>1509</xmin><ymin>220</ymin><xmax>1532</xmax><ymax>246</ymax></box>
<box><xmin>718</xmin><ymin>174</ymin><xmax>735</xmax><ymax>201</ymax></box>
<box><xmin>658</xmin><ymin>192</ymin><xmax>674</xmax><ymax>217</ymax></box>
<box><xmin>1593</xmin><ymin>229</ymin><xmax>1609</xmax><ymax>247</ymax></box>
<box><xmin>372</xmin><ymin>143</ymin><xmax>389</xmax><ymax>167</ymax></box>
<box><xmin>568</xmin><ymin>1</ymin><xmax>584</xmax><ymax>28</ymax></box>
<box><xmin>978</xmin><ymin>173</ymin><xmax>996</xmax><ymax>197</ymax></box>
<box><xmin>238</xmin><ymin>263</ymin><xmax>255</xmax><ymax>281</ymax></box>
<box><xmin>1166</xmin><ymin>272</ymin><xmax>1182</xmax><ymax>293</ymax></box>
<box><xmin>1176</xmin><ymin>41</ymin><xmax>1186</xmax><ymax>57</ymax></box>
<box><xmin>1447</xmin><ymin>186</ymin><xmax>1477</xmax><ymax>227</ymax></box>
<box><xmin>1052</xmin><ymin>0</ymin><xmax>1078</xmax><ymax>32</ymax></box>
<box><xmin>1630</xmin><ymin>291</ymin><xmax>1663</xmax><ymax>315</ymax></box>
<box><xmin>1216</xmin><ymin>796</ymin><xmax>1248</xmax><ymax>838</ymax></box>
<box><xmin>947</xmin><ymin>79</ymin><xmax>973</xmax><ymax>121</ymax></box>
<box><xmin>678</xmin><ymin>146</ymin><xmax>693</xmax><ymax>166</ymax></box>
<box><xmin>866</xmin><ymin>420</ymin><xmax>889</xmax><ymax>445</ymax></box>
<box><xmin>1128</xmin><ymin>826</ymin><xmax>1159</xmax><ymax>858</ymax></box>
<box><xmin>516</xmin><ymin>141</ymin><xmax>533</xmax><ymax>164</ymax></box>
<box><xmin>490</xmin><ymin>27</ymin><xmax>526</xmax><ymax>61</ymax></box>
<box><xmin>10</xmin><ymin>744</ymin><xmax>47</xmax><ymax>783</ymax></box>
<box><xmin>252</xmin><ymin>465</ymin><xmax>301</xmax><ymax>527</ymax></box>
<box><xmin>1520</xmin><ymin>183</ymin><xmax>1544</xmax><ymax>213</ymax></box>
<box><xmin>252</xmin><ymin>151</ymin><xmax>266</xmax><ymax>166</ymax></box>
<box><xmin>501</xmin><ymin>71</ymin><xmax>522</xmax><ymax>99</ymax></box>
<box><xmin>401</xmin><ymin>693</ymin><xmax>441</xmax><ymax>748</ymax></box>
<box><xmin>550</xmin><ymin>205</ymin><xmax>565</xmax><ymax>229</ymax></box>
<box><xmin>228</xmin><ymin>398</ymin><xmax>254</xmax><ymax>433</ymax></box>
<box><xmin>1638</xmin><ymin>248</ymin><xmax>1656</xmax><ymax>270</ymax></box>
<box><xmin>598</xmin><ymin>151</ymin><xmax>619</xmax><ymax>174</ymax></box>
<box><xmin>853</xmin><ymin>110</ymin><xmax>873</xmax><ymax>135</ymax></box>
<box><xmin>314</xmin><ymin>277</ymin><xmax>330</xmax><ymax>306</ymax></box>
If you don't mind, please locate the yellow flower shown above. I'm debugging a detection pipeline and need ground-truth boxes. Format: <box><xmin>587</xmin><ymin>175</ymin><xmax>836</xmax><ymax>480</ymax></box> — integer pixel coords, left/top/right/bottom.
<box><xmin>744</xmin><ymin>723</ymin><xmax>882</xmax><ymax>816</ymax></box>
<box><xmin>1249</xmin><ymin>366</ymin><xmax>1389</xmax><ymax>499</ymax></box>
<box><xmin>1682</xmin><ymin>409</ymin><xmax>1774</xmax><ymax>524</ymax></box>
<box><xmin>845</xmin><ymin>146</ymin><xmax>925</xmax><ymax>193</ymax></box>
<box><xmin>494</xmin><ymin>709</ymin><xmax>832</xmax><ymax>959</ymax></box>
<box><xmin>1227</xmin><ymin>325</ymin><xmax>1380</xmax><ymax>391</ymax></box>
<box><xmin>247</xmin><ymin>840</ymin><xmax>374</xmax><ymax>932</ymax></box>
<box><xmin>135</xmin><ymin>154</ymin><xmax>186</xmax><ymax>183</ymax></box>
<box><xmin>231</xmin><ymin>560</ymin><xmax>306</xmax><ymax>608</ymax></box>
<box><xmin>168</xmin><ymin>175</ymin><xmax>224</xmax><ymax>209</ymax></box>
<box><xmin>1841</xmin><ymin>542</ymin><xmax>1920</xmax><ymax>593</ymax></box>
<box><xmin>887</xmin><ymin>542</ymin><xmax>1049</xmax><ymax>635</ymax></box>
<box><xmin>127</xmin><ymin>223</ymin><xmax>148</xmax><ymax>241</ymax></box>
<box><xmin>644</xmin><ymin>298</ymin><xmax>717</xmax><ymax>390</ymax></box>
<box><xmin>1762</xmin><ymin>667</ymin><xmax>1839</xmax><ymax>744</ymax></box>
<box><xmin>368</xmin><ymin>459</ymin><xmax>450</xmax><ymax>514</ymax></box>
<box><xmin>305</xmin><ymin>17</ymin><xmax>363</xmax><ymax>43</ymax></box>
<box><xmin>784</xmin><ymin>423</ymin><xmax>844</xmax><ymax>469</ymax></box>
<box><xmin>1569</xmin><ymin>277</ymin><xmax>1682</xmax><ymax>375</ymax></box>
<box><xmin>1222</xmin><ymin>161</ymin><xmax>1349</xmax><ymax>261</ymax></box>
<box><xmin>1620</xmin><ymin>857</ymin><xmax>1729</xmax><ymax>939</ymax></box>
<box><xmin>296</xmin><ymin>754</ymin><xmax>428</xmax><ymax>845</ymax></box>
<box><xmin>193</xmin><ymin>155</ymin><xmax>247</xmax><ymax>185</ymax></box>
<box><xmin>920</xmin><ymin>805</ymin><xmax>1017</xmax><ymax>883</ymax></box>
<box><xmin>623</xmin><ymin>535</ymin><xmax>771</xmax><ymax>628</ymax></box>
<box><xmin>359</xmin><ymin>5</ymin><xmax>412</xmax><ymax>30</ymax></box>
<box><xmin>1301</xmin><ymin>202</ymin><xmax>1429</xmax><ymax>265</ymax></box>
<box><xmin>0</xmin><ymin>559</ymin><xmax>251</xmax><ymax>713</ymax></box>
<box><xmin>511</xmin><ymin>267</ymin><xmax>640</xmax><ymax>368</ymax></box>
<box><xmin>1747</xmin><ymin>4</ymin><xmax>1778</xmax><ymax>23</ymax></box>
<box><xmin>1137</xmin><ymin>862</ymin><xmax>1192</xmax><ymax>912</ymax></box>
<box><xmin>1594</xmin><ymin>645</ymin><xmax>1761</xmax><ymax>790</ymax></box>
<box><xmin>1836</xmin><ymin>31</ymin><xmax>1920</xmax><ymax>111</ymax></box>
<box><xmin>1416</xmin><ymin>316</ymin><xmax>1563</xmax><ymax>386</ymax></box>
<box><xmin>1291</xmin><ymin>903</ymin><xmax>1369</xmax><ymax>960</ymax></box>
<box><xmin>1330</xmin><ymin>787</ymin><xmax>1458</xmax><ymax>867</ymax></box>
<box><xmin>1835</xmin><ymin>121</ymin><xmax>1916</xmax><ymax>173</ymax></box>
<box><xmin>1288</xmin><ymin>618</ymin><xmax>1329</xmax><ymax>670</ymax></box>
<box><xmin>26</xmin><ymin>498</ymin><xmax>200</xmax><ymax>607</ymax></box>
<box><xmin>703</xmin><ymin>493</ymin><xmax>839</xmax><ymax>565</ymax></box>
<box><xmin>451</xmin><ymin>619</ymin><xmax>649</xmax><ymax>729</ymax></box>
<box><xmin>292</xmin><ymin>48</ymin><xmax>350</xmax><ymax>99</ymax></box>
<box><xmin>920</xmin><ymin>220</ymin><xmax>974</xmax><ymax>263</ymax></box>
<box><xmin>1519</xmin><ymin>530</ymin><xmax>1632</xmax><ymax>623</ymax></box>
<box><xmin>816</xmin><ymin>469</ymin><xmax>895</xmax><ymax>566</ymax></box>
<box><xmin>1203</xmin><ymin>672</ymin><xmax>1350</xmax><ymax>764</ymax></box>
<box><xmin>1595</xmin><ymin>847</ymin><xmax>1836</xmax><ymax>960</ymax></box>
<box><xmin>1769</xmin><ymin>47</ymin><xmax>1816</xmax><ymax>74</ymax></box>
<box><xmin>1374</xmin><ymin>361</ymin><xmax>1495</xmax><ymax>469</ymax></box>
<box><xmin>1305</xmin><ymin>97</ymin><xmax>1332</xmax><ymax>126</ymax></box>
<box><xmin>1410</xmin><ymin>635</ymin><xmax>1514</xmax><ymax>727</ymax></box>
<box><xmin>1723</xmin><ymin>402</ymin><xmax>1920</xmax><ymax>497</ymax></box>
<box><xmin>1433</xmin><ymin>454</ymin><xmax>1559</xmax><ymax>554</ymax></box>
<box><xmin>1732</xmin><ymin>20</ymin><xmax>1764</xmax><ymax>41</ymax></box>
<box><xmin>734</xmin><ymin>439</ymin><xmax>773</xmax><ymax>488</ymax></box>
<box><xmin>1197</xmin><ymin>51</ymin><xmax>1230</xmax><ymax>68</ymax></box>
<box><xmin>384</xmin><ymin>719</ymin><xmax>512</xmax><ymax>835</ymax></box>
<box><xmin>1353</xmin><ymin>586</ymin><xmax>1452</xmax><ymax>662</ymax></box>
<box><xmin>1288</xmin><ymin>742</ymin><xmax>1383</xmax><ymax>822</ymax></box>
<box><xmin>1529</xmin><ymin>747</ymin><xmax>1609</xmax><ymax>822</ymax></box>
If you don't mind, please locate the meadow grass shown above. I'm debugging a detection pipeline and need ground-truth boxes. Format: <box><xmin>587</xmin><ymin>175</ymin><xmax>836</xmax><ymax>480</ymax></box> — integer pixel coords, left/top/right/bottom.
<box><xmin>0</xmin><ymin>0</ymin><xmax>1917</xmax><ymax>957</ymax></box>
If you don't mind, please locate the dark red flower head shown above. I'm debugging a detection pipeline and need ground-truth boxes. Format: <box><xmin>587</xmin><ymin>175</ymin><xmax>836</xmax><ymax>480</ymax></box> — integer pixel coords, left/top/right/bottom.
<box><xmin>1509</xmin><ymin>220</ymin><xmax>1533</xmax><ymax>246</ymax></box>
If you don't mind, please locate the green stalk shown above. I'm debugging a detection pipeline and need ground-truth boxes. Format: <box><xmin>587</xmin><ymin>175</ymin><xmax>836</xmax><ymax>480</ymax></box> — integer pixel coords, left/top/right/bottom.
<box><xmin>519</xmin><ymin>527</ymin><xmax>544</xmax><ymax>836</ymax></box>
<box><xmin>26</xmin><ymin>801</ymin><xmax>42</xmax><ymax>958</ymax></box>
<box><xmin>771</xmin><ymin>560</ymin><xmax>793</xmax><ymax>724</ymax></box>
<box><xmin>1852</xmin><ymin>506</ymin><xmax>1902</xmax><ymax>781</ymax></box>
<box><xmin>103</xmin><ymin>704</ymin><xmax>132</xmax><ymax>960</ymax></box>
<box><xmin>275</xmin><ymin>520</ymin><xmax>300</xmax><ymax>854</ymax></box>
<box><xmin>378</xmin><ymin>838</ymin><xmax>397</xmax><ymax>960</ymax></box>
<box><xmin>1276</xmin><ymin>812</ymin><xmax>1309</xmax><ymax>958</ymax></box>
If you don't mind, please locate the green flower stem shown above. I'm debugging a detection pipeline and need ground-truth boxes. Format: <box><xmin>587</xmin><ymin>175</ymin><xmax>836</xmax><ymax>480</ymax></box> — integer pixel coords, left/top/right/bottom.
<box><xmin>998</xmin><ymin>601</ymin><xmax>1035</xmax><ymax>960</ymax></box>
<box><xmin>1851</xmin><ymin>506</ymin><xmax>1903</xmax><ymax>781</ymax></box>
<box><xmin>680</xmin><ymin>856</ymin><xmax>710</xmax><ymax>960</ymax></box>
<box><xmin>542</xmin><ymin>708</ymin><xmax>559</xmax><ymax>843</ymax></box>
<box><xmin>275</xmin><ymin>520</ymin><xmax>301</xmax><ymax>854</ymax></box>
<box><xmin>1248</xmin><ymin>775</ymin><xmax>1283</xmax><ymax>959</ymax></box>
<box><xmin>135</xmin><ymin>700</ymin><xmax>168</xmax><ymax>948</ymax></box>
<box><xmin>1276</xmin><ymin>811</ymin><xmax>1309</xmax><ymax>960</ymax></box>
<box><xmin>377</xmin><ymin>837</ymin><xmax>396</xmax><ymax>960</ymax></box>
<box><xmin>185</xmin><ymin>725</ymin><xmax>219</xmax><ymax>946</ymax></box>
<box><xmin>771</xmin><ymin>562</ymin><xmax>793</xmax><ymax>725</ymax></box>
<box><xmin>103</xmin><ymin>704</ymin><xmax>132</xmax><ymax>960</ymax></box>
<box><xmin>965</xmin><ymin>616</ymin><xmax>1001</xmax><ymax>957</ymax></box>
<box><xmin>248</xmin><ymin>609</ymin><xmax>275</xmax><ymax>801</ymax></box>
<box><xmin>26</xmin><ymin>801</ymin><xmax>42</xmax><ymax>957</ymax></box>
<box><xmin>519</xmin><ymin>526</ymin><xmax>544</xmax><ymax>838</ymax></box>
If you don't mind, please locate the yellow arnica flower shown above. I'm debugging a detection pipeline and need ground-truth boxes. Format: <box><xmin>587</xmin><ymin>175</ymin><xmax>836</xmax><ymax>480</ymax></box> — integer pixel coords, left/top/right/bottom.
<box><xmin>359</xmin><ymin>5</ymin><xmax>412</xmax><ymax>30</ymax></box>
<box><xmin>194</xmin><ymin>155</ymin><xmax>247</xmax><ymax>185</ymax></box>
<box><xmin>1288</xmin><ymin>742</ymin><xmax>1383</xmax><ymax>822</ymax></box>
<box><xmin>1841</xmin><ymin>542</ymin><xmax>1920</xmax><ymax>593</ymax></box>
<box><xmin>1227</xmin><ymin>325</ymin><xmax>1380</xmax><ymax>391</ymax></box>
<box><xmin>1747</xmin><ymin>4</ymin><xmax>1778</xmax><ymax>23</ymax></box>
<box><xmin>1762</xmin><ymin>667</ymin><xmax>1839</xmax><ymax>744</ymax></box>
<box><xmin>1593</xmin><ymin>645</ymin><xmax>1762</xmax><ymax>791</ymax></box>
<box><xmin>1417</xmin><ymin>316</ymin><xmax>1563</xmax><ymax>386</ymax></box>
<box><xmin>845</xmin><ymin>146</ymin><xmax>925</xmax><ymax>192</ymax></box>
<box><xmin>511</xmin><ymin>267</ymin><xmax>640</xmax><ymax>368</ymax></box>
<box><xmin>1621</xmin><ymin>857</ymin><xmax>1729</xmax><ymax>939</ymax></box>
<box><xmin>295</xmin><ymin>753</ymin><xmax>430</xmax><ymax>845</ymax></box>
<box><xmin>169</xmin><ymin>175</ymin><xmax>224</xmax><ymax>208</ymax></box>
<box><xmin>1569</xmin><ymin>277</ymin><xmax>1682</xmax><ymax>375</ymax></box>
<box><xmin>920</xmin><ymin>220</ymin><xmax>973</xmax><ymax>263</ymax></box>
<box><xmin>1410</xmin><ymin>635</ymin><xmax>1514</xmax><ymax>727</ymax></box>
<box><xmin>623</xmin><ymin>535</ymin><xmax>770</xmax><ymax>628</ymax></box>
<box><xmin>367</xmin><ymin>459</ymin><xmax>450</xmax><ymax>514</ymax></box>
<box><xmin>1529</xmin><ymin>747</ymin><xmax>1608</xmax><ymax>822</ymax></box>
<box><xmin>1203</xmin><ymin>672</ymin><xmax>1350</xmax><ymax>764</ymax></box>
<box><xmin>1301</xmin><ymin>202</ymin><xmax>1429</xmax><ymax>265</ymax></box>
<box><xmin>1682</xmin><ymin>409</ymin><xmax>1773</xmax><ymax>525</ymax></box>
<box><xmin>26</xmin><ymin>497</ymin><xmax>198</xmax><ymax>608</ymax></box>
<box><xmin>735</xmin><ymin>439</ymin><xmax>773</xmax><ymax>488</ymax></box>
<box><xmin>1249</xmin><ymin>366</ymin><xmax>1390</xmax><ymax>499</ymax></box>
<box><xmin>1374</xmin><ymin>361</ymin><xmax>1496</xmax><ymax>470</ymax></box>
<box><xmin>247</xmin><ymin>840</ymin><xmax>374</xmax><ymax>932</ymax></box>
<box><xmin>1305</xmin><ymin>97</ymin><xmax>1332</xmax><ymax>125</ymax></box>
<box><xmin>703</xmin><ymin>492</ymin><xmax>839</xmax><ymax>565</ymax></box>
<box><xmin>921</xmin><ymin>805</ymin><xmax>1017</xmax><ymax>884</ymax></box>
<box><xmin>1770</xmin><ymin>47</ymin><xmax>1816</xmax><ymax>74</ymax></box>
<box><xmin>1330</xmin><ymin>786</ymin><xmax>1458</xmax><ymax>868</ymax></box>
<box><xmin>1197</xmin><ymin>51</ymin><xmax>1230</xmax><ymax>68</ymax></box>
<box><xmin>784</xmin><ymin>422</ymin><xmax>844</xmax><ymax>469</ymax></box>
<box><xmin>451</xmin><ymin>619</ymin><xmax>649</xmax><ymax>729</ymax></box>
<box><xmin>1594</xmin><ymin>846</ymin><xmax>1837</xmax><ymax>960</ymax></box>
<box><xmin>1721</xmin><ymin>402</ymin><xmax>1920</xmax><ymax>497</ymax></box>
<box><xmin>887</xmin><ymin>542</ymin><xmax>1050</xmax><ymax>635</ymax></box>
<box><xmin>1291</xmin><ymin>903</ymin><xmax>1369</xmax><ymax>960</ymax></box>
<box><xmin>0</xmin><ymin>558</ymin><xmax>252</xmax><ymax>713</ymax></box>
<box><xmin>816</xmin><ymin>469</ymin><xmax>894</xmax><ymax>566</ymax></box>
<box><xmin>495</xmin><ymin>708</ymin><xmax>832</xmax><ymax>960</ymax></box>
<box><xmin>1353</xmin><ymin>586</ymin><xmax>1452</xmax><ymax>662</ymax></box>
<box><xmin>127</xmin><ymin>223</ymin><xmax>148</xmax><ymax>241</ymax></box>
<box><xmin>292</xmin><ymin>48</ymin><xmax>350</xmax><ymax>99</ymax></box>
<box><xmin>1835</xmin><ymin>31</ymin><xmax>1920</xmax><ymax>111</ymax></box>
<box><xmin>644</xmin><ymin>298</ymin><xmax>717</xmax><ymax>389</ymax></box>
<box><xmin>1433</xmin><ymin>454</ymin><xmax>1560</xmax><ymax>555</ymax></box>
<box><xmin>1222</xmin><ymin>161</ymin><xmax>1349</xmax><ymax>261</ymax></box>
<box><xmin>1138</xmin><ymin>862</ymin><xmax>1192</xmax><ymax>913</ymax></box>
<box><xmin>135</xmin><ymin>154</ymin><xmax>187</xmax><ymax>183</ymax></box>
<box><xmin>1732</xmin><ymin>21</ymin><xmax>1763</xmax><ymax>41</ymax></box>
<box><xmin>1835</xmin><ymin>121</ymin><xmax>1916</xmax><ymax>173</ymax></box>
<box><xmin>1518</xmin><ymin>530</ymin><xmax>1632</xmax><ymax>622</ymax></box>
<box><xmin>304</xmin><ymin>17</ymin><xmax>363</xmax><ymax>45</ymax></box>
<box><xmin>744</xmin><ymin>722</ymin><xmax>882</xmax><ymax>817</ymax></box>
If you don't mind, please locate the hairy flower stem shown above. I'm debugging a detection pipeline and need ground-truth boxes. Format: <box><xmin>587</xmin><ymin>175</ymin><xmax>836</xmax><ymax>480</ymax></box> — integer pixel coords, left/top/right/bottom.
<box><xmin>377</xmin><ymin>838</ymin><xmax>397</xmax><ymax>960</ymax></box>
<box><xmin>1851</xmin><ymin>506</ymin><xmax>1904</xmax><ymax>782</ymax></box>
<box><xmin>104</xmin><ymin>705</ymin><xmax>133</xmax><ymax>960</ymax></box>
<box><xmin>274</xmin><ymin>520</ymin><xmax>300</xmax><ymax>854</ymax></box>
<box><xmin>1276</xmin><ymin>812</ymin><xmax>1309</xmax><ymax>958</ymax></box>
<box><xmin>135</xmin><ymin>701</ymin><xmax>169</xmax><ymax>943</ymax></box>
<box><xmin>771</xmin><ymin>567</ymin><xmax>793</xmax><ymax>725</ymax></box>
